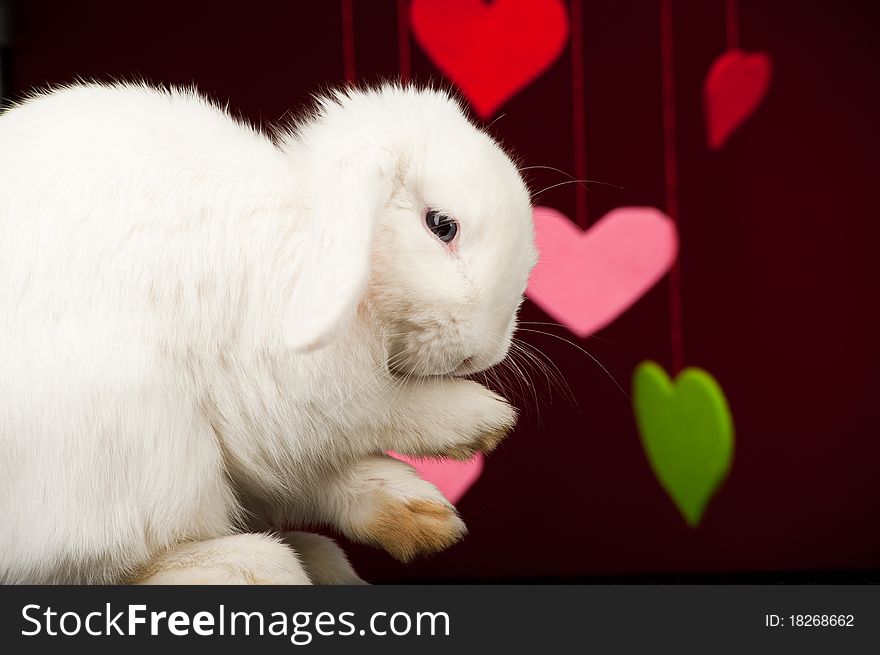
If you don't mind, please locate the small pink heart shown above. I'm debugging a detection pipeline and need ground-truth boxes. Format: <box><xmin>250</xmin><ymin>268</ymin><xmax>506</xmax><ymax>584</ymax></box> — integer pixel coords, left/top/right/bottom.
<box><xmin>526</xmin><ymin>206</ymin><xmax>678</xmax><ymax>338</ymax></box>
<box><xmin>389</xmin><ymin>453</ymin><xmax>484</xmax><ymax>504</ymax></box>
<box><xmin>704</xmin><ymin>49</ymin><xmax>773</xmax><ymax>150</ymax></box>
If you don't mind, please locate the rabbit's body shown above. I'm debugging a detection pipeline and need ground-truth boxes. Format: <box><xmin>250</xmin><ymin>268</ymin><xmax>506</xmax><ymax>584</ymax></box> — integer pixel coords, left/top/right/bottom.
<box><xmin>0</xmin><ymin>83</ymin><xmax>535</xmax><ymax>583</ymax></box>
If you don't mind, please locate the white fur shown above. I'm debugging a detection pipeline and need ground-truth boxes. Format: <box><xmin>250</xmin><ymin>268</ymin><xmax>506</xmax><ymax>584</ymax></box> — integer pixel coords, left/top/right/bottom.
<box><xmin>280</xmin><ymin>532</ymin><xmax>366</xmax><ymax>585</ymax></box>
<box><xmin>0</xmin><ymin>82</ymin><xmax>536</xmax><ymax>583</ymax></box>
<box><xmin>135</xmin><ymin>534</ymin><xmax>312</xmax><ymax>585</ymax></box>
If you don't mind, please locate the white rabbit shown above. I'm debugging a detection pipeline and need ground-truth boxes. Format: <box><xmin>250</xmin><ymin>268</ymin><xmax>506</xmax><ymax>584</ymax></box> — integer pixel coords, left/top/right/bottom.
<box><xmin>0</xmin><ymin>82</ymin><xmax>537</xmax><ymax>584</ymax></box>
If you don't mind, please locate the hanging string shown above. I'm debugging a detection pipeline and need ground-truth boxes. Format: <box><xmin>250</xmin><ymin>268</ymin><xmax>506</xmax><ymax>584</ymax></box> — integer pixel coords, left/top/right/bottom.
<box><xmin>341</xmin><ymin>0</ymin><xmax>356</xmax><ymax>83</ymax></box>
<box><xmin>660</xmin><ymin>0</ymin><xmax>685</xmax><ymax>374</ymax></box>
<box><xmin>569</xmin><ymin>0</ymin><xmax>588</xmax><ymax>228</ymax></box>
<box><xmin>725</xmin><ymin>0</ymin><xmax>740</xmax><ymax>50</ymax></box>
<box><xmin>397</xmin><ymin>0</ymin><xmax>411</xmax><ymax>82</ymax></box>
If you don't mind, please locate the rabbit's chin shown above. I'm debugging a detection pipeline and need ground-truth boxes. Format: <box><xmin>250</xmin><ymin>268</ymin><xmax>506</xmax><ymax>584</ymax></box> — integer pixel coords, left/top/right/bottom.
<box><xmin>387</xmin><ymin>351</ymin><xmax>498</xmax><ymax>381</ymax></box>
<box><xmin>388</xmin><ymin>356</ymin><xmax>467</xmax><ymax>380</ymax></box>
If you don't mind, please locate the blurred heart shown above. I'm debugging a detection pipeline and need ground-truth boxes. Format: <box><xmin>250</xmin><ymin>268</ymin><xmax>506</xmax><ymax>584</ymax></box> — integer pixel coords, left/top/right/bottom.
<box><xmin>704</xmin><ymin>48</ymin><xmax>772</xmax><ymax>150</ymax></box>
<box><xmin>410</xmin><ymin>0</ymin><xmax>569</xmax><ymax>118</ymax></box>
<box><xmin>526</xmin><ymin>206</ymin><xmax>678</xmax><ymax>338</ymax></box>
<box><xmin>389</xmin><ymin>453</ymin><xmax>484</xmax><ymax>504</ymax></box>
<box><xmin>633</xmin><ymin>361</ymin><xmax>734</xmax><ymax>527</ymax></box>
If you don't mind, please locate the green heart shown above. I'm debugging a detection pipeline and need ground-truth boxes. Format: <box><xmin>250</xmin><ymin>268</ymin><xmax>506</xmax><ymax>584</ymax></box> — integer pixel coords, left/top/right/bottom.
<box><xmin>633</xmin><ymin>361</ymin><xmax>734</xmax><ymax>527</ymax></box>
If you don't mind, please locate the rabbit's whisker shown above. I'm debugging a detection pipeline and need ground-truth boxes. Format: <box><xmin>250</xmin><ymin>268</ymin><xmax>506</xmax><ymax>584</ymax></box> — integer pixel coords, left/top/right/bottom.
<box><xmin>516</xmin><ymin>328</ymin><xmax>629</xmax><ymax>401</ymax></box>
<box><xmin>531</xmin><ymin>178</ymin><xmax>625</xmax><ymax>200</ymax></box>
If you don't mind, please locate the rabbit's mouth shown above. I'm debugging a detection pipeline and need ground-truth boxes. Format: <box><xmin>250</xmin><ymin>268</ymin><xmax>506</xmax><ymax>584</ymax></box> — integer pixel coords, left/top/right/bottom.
<box><xmin>451</xmin><ymin>355</ymin><xmax>478</xmax><ymax>375</ymax></box>
<box><xmin>385</xmin><ymin>326</ymin><xmax>488</xmax><ymax>379</ymax></box>
<box><xmin>386</xmin><ymin>339</ymin><xmax>472</xmax><ymax>379</ymax></box>
<box><xmin>388</xmin><ymin>355</ymin><xmax>471</xmax><ymax>379</ymax></box>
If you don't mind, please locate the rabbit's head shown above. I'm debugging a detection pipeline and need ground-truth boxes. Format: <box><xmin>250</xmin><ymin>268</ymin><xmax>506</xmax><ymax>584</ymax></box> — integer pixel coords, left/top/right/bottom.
<box><xmin>282</xmin><ymin>85</ymin><xmax>536</xmax><ymax>377</ymax></box>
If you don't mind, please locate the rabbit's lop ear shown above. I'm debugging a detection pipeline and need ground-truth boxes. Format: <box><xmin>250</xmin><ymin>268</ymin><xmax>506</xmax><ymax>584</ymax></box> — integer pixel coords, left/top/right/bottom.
<box><xmin>282</xmin><ymin>148</ymin><xmax>396</xmax><ymax>352</ymax></box>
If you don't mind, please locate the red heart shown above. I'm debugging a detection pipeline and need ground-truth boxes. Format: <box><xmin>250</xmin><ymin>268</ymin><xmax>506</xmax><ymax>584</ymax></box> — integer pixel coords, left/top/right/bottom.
<box><xmin>527</xmin><ymin>206</ymin><xmax>678</xmax><ymax>338</ymax></box>
<box><xmin>704</xmin><ymin>49</ymin><xmax>773</xmax><ymax>150</ymax></box>
<box><xmin>410</xmin><ymin>0</ymin><xmax>569</xmax><ymax>118</ymax></box>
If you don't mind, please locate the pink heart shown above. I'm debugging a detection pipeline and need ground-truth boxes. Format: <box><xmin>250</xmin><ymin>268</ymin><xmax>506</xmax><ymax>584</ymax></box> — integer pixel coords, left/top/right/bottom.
<box><xmin>389</xmin><ymin>453</ymin><xmax>484</xmax><ymax>504</ymax></box>
<box><xmin>704</xmin><ymin>49</ymin><xmax>773</xmax><ymax>150</ymax></box>
<box><xmin>526</xmin><ymin>206</ymin><xmax>678</xmax><ymax>337</ymax></box>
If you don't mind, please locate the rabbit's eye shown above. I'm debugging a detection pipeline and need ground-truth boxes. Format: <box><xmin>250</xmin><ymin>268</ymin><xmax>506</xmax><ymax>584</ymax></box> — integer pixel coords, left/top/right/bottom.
<box><xmin>426</xmin><ymin>210</ymin><xmax>458</xmax><ymax>244</ymax></box>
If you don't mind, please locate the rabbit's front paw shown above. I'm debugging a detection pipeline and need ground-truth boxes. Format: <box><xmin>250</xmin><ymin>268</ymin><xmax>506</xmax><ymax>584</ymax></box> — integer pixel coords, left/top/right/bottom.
<box><xmin>409</xmin><ymin>380</ymin><xmax>518</xmax><ymax>461</ymax></box>
<box><xmin>364</xmin><ymin>493</ymin><xmax>467</xmax><ymax>563</ymax></box>
<box><xmin>448</xmin><ymin>384</ymin><xmax>517</xmax><ymax>459</ymax></box>
<box><xmin>386</xmin><ymin>379</ymin><xmax>518</xmax><ymax>461</ymax></box>
<box><xmin>335</xmin><ymin>456</ymin><xmax>467</xmax><ymax>562</ymax></box>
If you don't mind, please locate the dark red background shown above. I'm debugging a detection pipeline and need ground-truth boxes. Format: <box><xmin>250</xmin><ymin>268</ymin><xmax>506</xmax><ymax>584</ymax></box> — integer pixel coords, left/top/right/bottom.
<box><xmin>5</xmin><ymin>1</ymin><xmax>879</xmax><ymax>581</ymax></box>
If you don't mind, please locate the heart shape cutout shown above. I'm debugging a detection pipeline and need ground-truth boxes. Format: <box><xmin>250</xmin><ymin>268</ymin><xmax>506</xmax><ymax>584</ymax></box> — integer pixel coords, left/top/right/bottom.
<box><xmin>633</xmin><ymin>361</ymin><xmax>734</xmax><ymax>527</ymax></box>
<box><xmin>526</xmin><ymin>206</ymin><xmax>678</xmax><ymax>338</ymax></box>
<box><xmin>389</xmin><ymin>453</ymin><xmax>484</xmax><ymax>504</ymax></box>
<box><xmin>410</xmin><ymin>0</ymin><xmax>569</xmax><ymax>118</ymax></box>
<box><xmin>704</xmin><ymin>49</ymin><xmax>773</xmax><ymax>150</ymax></box>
